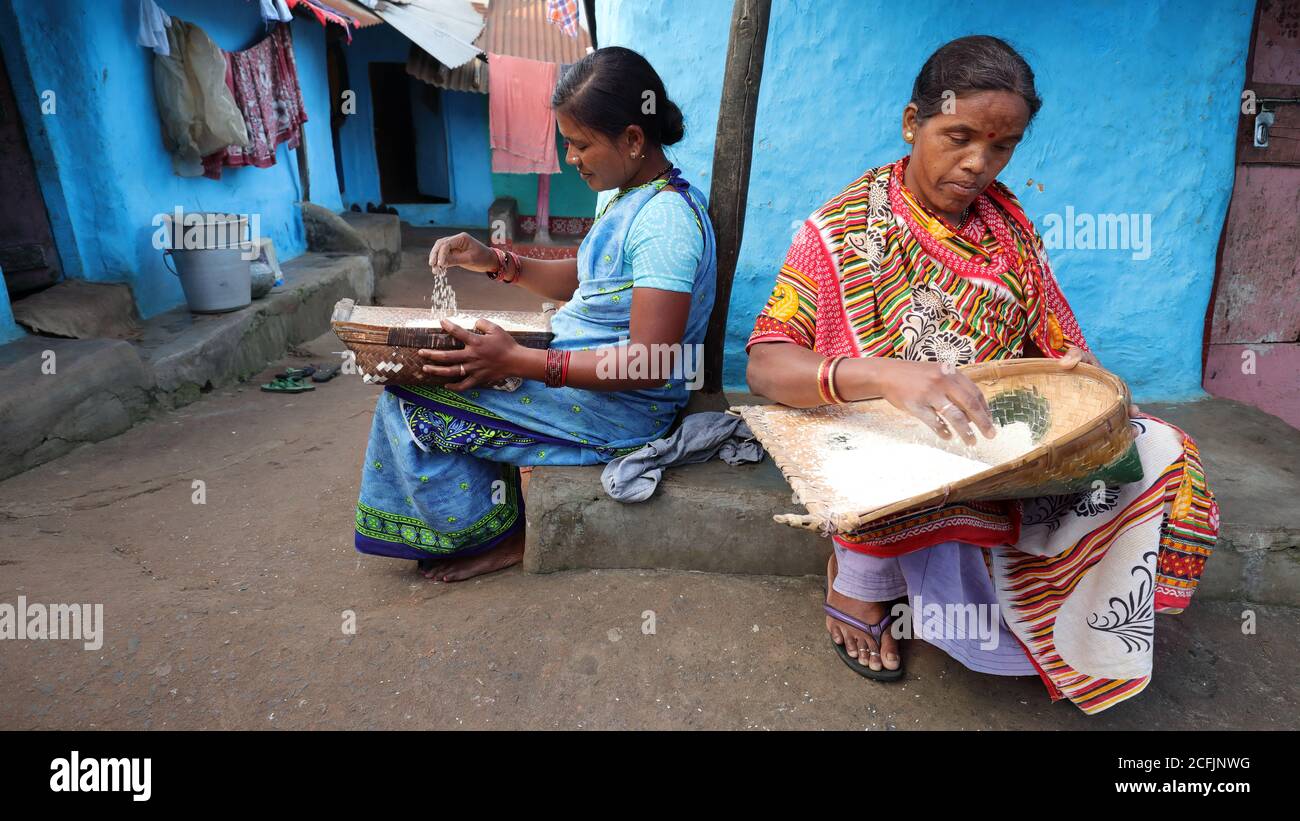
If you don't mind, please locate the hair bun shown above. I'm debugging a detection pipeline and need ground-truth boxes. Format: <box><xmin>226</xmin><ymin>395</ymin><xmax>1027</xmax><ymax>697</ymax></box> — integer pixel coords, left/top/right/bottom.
<box><xmin>660</xmin><ymin>99</ymin><xmax>685</xmax><ymax>146</ymax></box>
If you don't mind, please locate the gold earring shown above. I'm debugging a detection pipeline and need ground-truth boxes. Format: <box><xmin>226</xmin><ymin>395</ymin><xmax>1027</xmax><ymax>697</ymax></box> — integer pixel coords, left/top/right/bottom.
<box><xmin>905</xmin><ymin>130</ymin><xmax>914</xmax><ymax>142</ymax></box>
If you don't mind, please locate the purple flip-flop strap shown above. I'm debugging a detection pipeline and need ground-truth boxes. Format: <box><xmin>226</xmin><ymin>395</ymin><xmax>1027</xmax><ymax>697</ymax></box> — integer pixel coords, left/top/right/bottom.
<box><xmin>823</xmin><ymin>601</ymin><xmax>892</xmax><ymax>642</ymax></box>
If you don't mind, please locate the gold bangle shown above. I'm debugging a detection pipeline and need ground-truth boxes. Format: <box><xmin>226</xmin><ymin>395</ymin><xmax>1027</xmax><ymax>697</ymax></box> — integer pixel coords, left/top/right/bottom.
<box><xmin>827</xmin><ymin>356</ymin><xmax>846</xmax><ymax>404</ymax></box>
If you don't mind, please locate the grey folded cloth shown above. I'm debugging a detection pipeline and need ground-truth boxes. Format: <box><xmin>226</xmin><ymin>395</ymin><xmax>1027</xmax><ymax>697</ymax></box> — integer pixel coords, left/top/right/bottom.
<box><xmin>601</xmin><ymin>412</ymin><xmax>765</xmax><ymax>503</ymax></box>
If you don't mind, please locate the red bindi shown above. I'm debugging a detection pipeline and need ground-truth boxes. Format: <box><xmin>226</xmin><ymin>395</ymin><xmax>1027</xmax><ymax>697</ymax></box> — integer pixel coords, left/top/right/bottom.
<box><xmin>987</xmin><ymin>132</ymin><xmax>996</xmax><ymax>139</ymax></box>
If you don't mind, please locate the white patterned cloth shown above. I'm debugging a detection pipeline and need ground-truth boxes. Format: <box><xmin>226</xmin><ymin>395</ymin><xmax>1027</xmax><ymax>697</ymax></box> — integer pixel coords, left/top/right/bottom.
<box><xmin>137</xmin><ymin>0</ymin><xmax>171</xmax><ymax>56</ymax></box>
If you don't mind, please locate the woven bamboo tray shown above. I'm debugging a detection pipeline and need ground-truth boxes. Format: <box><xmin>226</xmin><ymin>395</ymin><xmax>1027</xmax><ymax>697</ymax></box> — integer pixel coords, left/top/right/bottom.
<box><xmin>330</xmin><ymin>299</ymin><xmax>553</xmax><ymax>386</ymax></box>
<box><xmin>734</xmin><ymin>358</ymin><xmax>1139</xmax><ymax>535</ymax></box>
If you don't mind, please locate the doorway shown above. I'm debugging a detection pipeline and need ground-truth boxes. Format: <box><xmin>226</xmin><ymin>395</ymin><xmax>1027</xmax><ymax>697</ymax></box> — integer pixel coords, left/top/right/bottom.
<box><xmin>0</xmin><ymin>42</ymin><xmax>63</xmax><ymax>300</ymax></box>
<box><xmin>369</xmin><ymin>62</ymin><xmax>450</xmax><ymax>205</ymax></box>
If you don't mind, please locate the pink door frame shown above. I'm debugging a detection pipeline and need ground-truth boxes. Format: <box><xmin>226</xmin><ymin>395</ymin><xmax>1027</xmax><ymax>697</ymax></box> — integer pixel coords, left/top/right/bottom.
<box><xmin>1203</xmin><ymin>0</ymin><xmax>1300</xmax><ymax>429</ymax></box>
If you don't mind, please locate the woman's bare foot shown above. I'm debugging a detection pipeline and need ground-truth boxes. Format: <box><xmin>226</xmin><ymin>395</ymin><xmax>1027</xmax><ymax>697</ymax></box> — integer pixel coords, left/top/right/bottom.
<box><xmin>422</xmin><ymin>529</ymin><xmax>525</xmax><ymax>582</ymax></box>
<box><xmin>825</xmin><ymin>554</ymin><xmax>902</xmax><ymax>673</ymax></box>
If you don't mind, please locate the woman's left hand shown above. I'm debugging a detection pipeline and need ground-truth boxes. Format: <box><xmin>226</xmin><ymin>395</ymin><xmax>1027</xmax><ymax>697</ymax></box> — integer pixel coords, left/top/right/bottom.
<box><xmin>417</xmin><ymin>318</ymin><xmax>523</xmax><ymax>391</ymax></box>
<box><xmin>1059</xmin><ymin>345</ymin><xmax>1101</xmax><ymax>369</ymax></box>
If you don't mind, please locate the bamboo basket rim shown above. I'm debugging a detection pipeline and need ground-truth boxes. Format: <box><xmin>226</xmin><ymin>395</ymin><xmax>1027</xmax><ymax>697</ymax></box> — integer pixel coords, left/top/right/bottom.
<box><xmin>330</xmin><ymin>298</ymin><xmax>553</xmax><ymax>340</ymax></box>
<box><xmin>733</xmin><ymin>358</ymin><xmax>1133</xmax><ymax>535</ymax></box>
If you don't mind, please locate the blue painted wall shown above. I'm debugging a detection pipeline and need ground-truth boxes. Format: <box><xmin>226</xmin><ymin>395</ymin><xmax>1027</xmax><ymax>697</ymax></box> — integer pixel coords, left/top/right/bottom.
<box><xmin>0</xmin><ymin>0</ymin><xmax>342</xmax><ymax>320</ymax></box>
<box><xmin>336</xmin><ymin>23</ymin><xmax>495</xmax><ymax>227</ymax></box>
<box><xmin>0</xmin><ymin>266</ymin><xmax>25</xmax><ymax>344</ymax></box>
<box><xmin>597</xmin><ymin>0</ymin><xmax>1254</xmax><ymax>402</ymax></box>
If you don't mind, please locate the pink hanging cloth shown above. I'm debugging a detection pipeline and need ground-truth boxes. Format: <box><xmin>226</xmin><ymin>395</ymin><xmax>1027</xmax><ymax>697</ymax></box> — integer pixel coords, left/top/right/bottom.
<box><xmin>488</xmin><ymin>52</ymin><xmax>560</xmax><ymax>175</ymax></box>
<box><xmin>203</xmin><ymin>24</ymin><xmax>309</xmax><ymax>179</ymax></box>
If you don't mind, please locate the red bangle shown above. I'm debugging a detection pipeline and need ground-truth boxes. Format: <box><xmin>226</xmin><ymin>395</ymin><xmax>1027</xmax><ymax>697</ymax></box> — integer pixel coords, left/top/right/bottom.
<box><xmin>487</xmin><ymin>247</ymin><xmax>507</xmax><ymax>280</ymax></box>
<box><xmin>817</xmin><ymin>356</ymin><xmax>847</xmax><ymax>404</ymax></box>
<box><xmin>503</xmin><ymin>251</ymin><xmax>522</xmax><ymax>284</ymax></box>
<box><xmin>545</xmin><ymin>348</ymin><xmax>570</xmax><ymax>388</ymax></box>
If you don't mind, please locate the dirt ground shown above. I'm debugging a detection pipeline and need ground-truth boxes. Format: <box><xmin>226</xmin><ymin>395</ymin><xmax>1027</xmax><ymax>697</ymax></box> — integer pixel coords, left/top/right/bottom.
<box><xmin>1</xmin><ymin>245</ymin><xmax>1296</xmax><ymax>730</ymax></box>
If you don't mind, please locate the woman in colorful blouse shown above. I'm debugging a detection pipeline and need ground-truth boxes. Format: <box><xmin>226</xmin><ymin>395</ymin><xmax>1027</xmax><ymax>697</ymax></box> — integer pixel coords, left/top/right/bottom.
<box><xmin>746</xmin><ymin>36</ymin><xmax>1217</xmax><ymax>714</ymax></box>
<box><xmin>353</xmin><ymin>47</ymin><xmax>716</xmax><ymax>582</ymax></box>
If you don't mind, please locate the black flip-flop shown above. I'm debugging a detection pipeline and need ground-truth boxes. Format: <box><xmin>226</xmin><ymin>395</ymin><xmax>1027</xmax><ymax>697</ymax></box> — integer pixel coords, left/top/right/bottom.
<box><xmin>824</xmin><ymin>601</ymin><xmax>905</xmax><ymax>682</ymax></box>
<box><xmin>276</xmin><ymin>365</ymin><xmax>317</xmax><ymax>380</ymax></box>
<box><xmin>312</xmin><ymin>363</ymin><xmax>342</xmax><ymax>382</ymax></box>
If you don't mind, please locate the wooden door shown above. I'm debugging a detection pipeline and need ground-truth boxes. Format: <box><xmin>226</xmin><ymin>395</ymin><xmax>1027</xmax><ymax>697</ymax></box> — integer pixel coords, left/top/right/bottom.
<box><xmin>1204</xmin><ymin>0</ymin><xmax>1300</xmax><ymax>428</ymax></box>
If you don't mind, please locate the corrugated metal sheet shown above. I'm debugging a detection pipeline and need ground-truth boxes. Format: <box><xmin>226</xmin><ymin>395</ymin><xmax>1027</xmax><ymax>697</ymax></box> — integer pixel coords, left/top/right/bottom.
<box><xmin>481</xmin><ymin>0</ymin><xmax>591</xmax><ymax>63</ymax></box>
<box><xmin>407</xmin><ymin>42</ymin><xmax>487</xmax><ymax>92</ymax></box>
<box><xmin>406</xmin><ymin>0</ymin><xmax>590</xmax><ymax>94</ymax></box>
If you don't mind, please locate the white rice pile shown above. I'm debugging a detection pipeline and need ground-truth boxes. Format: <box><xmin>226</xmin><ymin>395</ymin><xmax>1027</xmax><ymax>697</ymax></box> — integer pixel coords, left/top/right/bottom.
<box><xmin>813</xmin><ymin>419</ymin><xmax>1037</xmax><ymax>515</ymax></box>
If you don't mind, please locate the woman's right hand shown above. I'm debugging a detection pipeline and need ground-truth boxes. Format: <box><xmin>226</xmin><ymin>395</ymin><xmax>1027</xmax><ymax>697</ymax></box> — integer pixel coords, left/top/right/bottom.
<box><xmin>428</xmin><ymin>232</ymin><xmax>498</xmax><ymax>273</ymax></box>
<box><xmin>860</xmin><ymin>359</ymin><xmax>997</xmax><ymax>445</ymax></box>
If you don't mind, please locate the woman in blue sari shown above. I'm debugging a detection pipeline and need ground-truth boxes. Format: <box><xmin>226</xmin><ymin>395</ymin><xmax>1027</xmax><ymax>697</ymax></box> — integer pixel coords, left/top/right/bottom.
<box><xmin>354</xmin><ymin>47</ymin><xmax>717</xmax><ymax>582</ymax></box>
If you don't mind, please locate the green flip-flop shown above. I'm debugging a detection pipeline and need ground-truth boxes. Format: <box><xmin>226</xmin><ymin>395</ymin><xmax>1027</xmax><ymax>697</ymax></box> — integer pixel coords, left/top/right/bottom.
<box><xmin>260</xmin><ymin>377</ymin><xmax>315</xmax><ymax>393</ymax></box>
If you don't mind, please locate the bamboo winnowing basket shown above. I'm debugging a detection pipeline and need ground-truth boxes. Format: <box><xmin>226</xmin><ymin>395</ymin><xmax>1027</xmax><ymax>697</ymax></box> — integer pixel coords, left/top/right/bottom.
<box><xmin>331</xmin><ymin>299</ymin><xmax>553</xmax><ymax>386</ymax></box>
<box><xmin>734</xmin><ymin>359</ymin><xmax>1140</xmax><ymax>535</ymax></box>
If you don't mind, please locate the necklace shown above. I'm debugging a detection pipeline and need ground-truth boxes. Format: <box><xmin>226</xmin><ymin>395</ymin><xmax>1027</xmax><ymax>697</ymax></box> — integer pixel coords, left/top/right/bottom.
<box><xmin>620</xmin><ymin>164</ymin><xmax>674</xmax><ymax>193</ymax></box>
<box><xmin>599</xmin><ymin>165</ymin><xmax>678</xmax><ymax>219</ymax></box>
<box><xmin>889</xmin><ymin>158</ymin><xmax>1017</xmax><ymax>287</ymax></box>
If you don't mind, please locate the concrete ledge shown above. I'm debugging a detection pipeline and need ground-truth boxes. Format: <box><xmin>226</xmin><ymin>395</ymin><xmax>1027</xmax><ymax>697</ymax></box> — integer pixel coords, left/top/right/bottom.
<box><xmin>525</xmin><ymin>396</ymin><xmax>1300</xmax><ymax>607</ymax></box>
<box><xmin>0</xmin><ymin>252</ymin><xmax>374</xmax><ymax>480</ymax></box>
<box><xmin>340</xmin><ymin>212</ymin><xmax>402</xmax><ymax>277</ymax></box>
<box><xmin>1146</xmin><ymin>398</ymin><xmax>1300</xmax><ymax>606</ymax></box>
<box><xmin>524</xmin><ymin>457</ymin><xmax>831</xmax><ymax>576</ymax></box>
<box><xmin>134</xmin><ymin>252</ymin><xmax>372</xmax><ymax>405</ymax></box>
<box><xmin>0</xmin><ymin>337</ymin><xmax>153</xmax><ymax>481</ymax></box>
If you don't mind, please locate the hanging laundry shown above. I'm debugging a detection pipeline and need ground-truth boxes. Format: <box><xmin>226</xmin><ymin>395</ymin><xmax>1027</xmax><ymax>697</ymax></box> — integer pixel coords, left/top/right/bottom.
<box><xmin>152</xmin><ymin>20</ymin><xmax>250</xmax><ymax>177</ymax></box>
<box><xmin>488</xmin><ymin>53</ymin><xmax>561</xmax><ymax>175</ymax></box>
<box><xmin>202</xmin><ymin>25</ymin><xmax>309</xmax><ymax>179</ymax></box>
<box><xmin>138</xmin><ymin>0</ymin><xmax>172</xmax><ymax>56</ymax></box>
<box><xmin>285</xmin><ymin>0</ymin><xmax>357</xmax><ymax>42</ymax></box>
<box><xmin>546</xmin><ymin>0</ymin><xmax>581</xmax><ymax>38</ymax></box>
<box><xmin>257</xmin><ymin>0</ymin><xmax>294</xmax><ymax>24</ymax></box>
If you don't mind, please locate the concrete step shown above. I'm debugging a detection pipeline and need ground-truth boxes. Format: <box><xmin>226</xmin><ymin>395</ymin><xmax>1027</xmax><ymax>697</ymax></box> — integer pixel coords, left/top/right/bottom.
<box><xmin>1144</xmin><ymin>398</ymin><xmax>1300</xmax><ymax>605</ymax></box>
<box><xmin>0</xmin><ymin>337</ymin><xmax>153</xmax><ymax>480</ymax></box>
<box><xmin>525</xmin><ymin>395</ymin><xmax>1300</xmax><ymax>607</ymax></box>
<box><xmin>525</xmin><ymin>456</ymin><xmax>831</xmax><ymax>577</ymax></box>
<box><xmin>133</xmin><ymin>252</ymin><xmax>373</xmax><ymax>406</ymax></box>
<box><xmin>0</xmin><ymin>252</ymin><xmax>374</xmax><ymax>481</ymax></box>
<box><xmin>339</xmin><ymin>211</ymin><xmax>402</xmax><ymax>277</ymax></box>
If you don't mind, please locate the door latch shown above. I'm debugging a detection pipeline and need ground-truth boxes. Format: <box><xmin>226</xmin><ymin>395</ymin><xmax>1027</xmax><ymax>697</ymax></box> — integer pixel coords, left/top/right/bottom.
<box><xmin>1255</xmin><ymin>97</ymin><xmax>1300</xmax><ymax>148</ymax></box>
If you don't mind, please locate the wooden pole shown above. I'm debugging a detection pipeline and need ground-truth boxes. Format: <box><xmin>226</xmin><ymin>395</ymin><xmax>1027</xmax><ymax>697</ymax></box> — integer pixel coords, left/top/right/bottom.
<box><xmin>582</xmin><ymin>0</ymin><xmax>598</xmax><ymax>48</ymax></box>
<box><xmin>702</xmin><ymin>0</ymin><xmax>771</xmax><ymax>395</ymax></box>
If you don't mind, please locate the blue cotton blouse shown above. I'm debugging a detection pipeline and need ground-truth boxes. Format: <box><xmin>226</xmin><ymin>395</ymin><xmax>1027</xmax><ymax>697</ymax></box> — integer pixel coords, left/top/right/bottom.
<box><xmin>594</xmin><ymin>184</ymin><xmax>704</xmax><ymax>294</ymax></box>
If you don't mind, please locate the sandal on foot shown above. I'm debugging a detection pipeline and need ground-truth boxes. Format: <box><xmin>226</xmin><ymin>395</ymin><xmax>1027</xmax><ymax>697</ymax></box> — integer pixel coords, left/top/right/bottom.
<box><xmin>260</xmin><ymin>377</ymin><xmax>315</xmax><ymax>393</ymax></box>
<box><xmin>824</xmin><ymin>601</ymin><xmax>904</xmax><ymax>682</ymax></box>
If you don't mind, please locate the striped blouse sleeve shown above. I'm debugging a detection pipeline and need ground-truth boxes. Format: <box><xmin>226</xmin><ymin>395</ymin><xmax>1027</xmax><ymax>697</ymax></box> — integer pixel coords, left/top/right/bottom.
<box><xmin>746</xmin><ymin>222</ymin><xmax>823</xmax><ymax>351</ymax></box>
